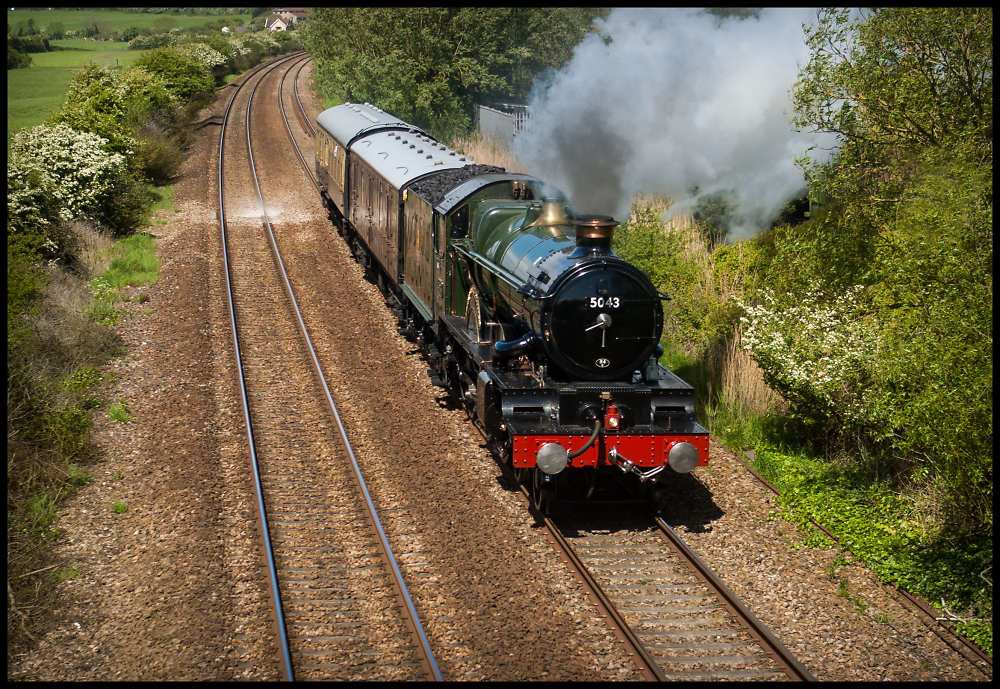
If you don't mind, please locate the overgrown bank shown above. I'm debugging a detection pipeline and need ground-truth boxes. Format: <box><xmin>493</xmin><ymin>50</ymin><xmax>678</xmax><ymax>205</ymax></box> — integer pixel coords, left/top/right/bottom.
<box><xmin>7</xmin><ymin>26</ymin><xmax>301</xmax><ymax>655</ymax></box>
<box><xmin>611</xmin><ymin>8</ymin><xmax>991</xmax><ymax>655</ymax></box>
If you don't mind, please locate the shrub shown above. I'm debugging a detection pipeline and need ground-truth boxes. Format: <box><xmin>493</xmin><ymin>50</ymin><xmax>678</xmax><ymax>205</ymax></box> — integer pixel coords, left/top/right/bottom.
<box><xmin>112</xmin><ymin>26</ymin><xmax>143</xmax><ymax>43</ymax></box>
<box><xmin>7</xmin><ymin>45</ymin><xmax>32</xmax><ymax>69</ymax></box>
<box><xmin>9</xmin><ymin>125</ymin><xmax>128</xmax><ymax>227</ymax></box>
<box><xmin>134</xmin><ymin>121</ymin><xmax>186</xmax><ymax>185</ymax></box>
<box><xmin>127</xmin><ymin>33</ymin><xmax>176</xmax><ymax>50</ymax></box>
<box><xmin>134</xmin><ymin>48</ymin><xmax>215</xmax><ymax>101</ymax></box>
<box><xmin>177</xmin><ymin>42</ymin><xmax>227</xmax><ymax>70</ymax></box>
<box><xmin>7</xmin><ymin>35</ymin><xmax>51</xmax><ymax>54</ymax></box>
<box><xmin>739</xmin><ymin>285</ymin><xmax>875</xmax><ymax>429</ymax></box>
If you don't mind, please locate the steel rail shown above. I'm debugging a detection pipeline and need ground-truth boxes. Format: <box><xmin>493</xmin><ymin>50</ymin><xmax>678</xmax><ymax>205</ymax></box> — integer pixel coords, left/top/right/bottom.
<box><xmin>250</xmin><ymin>55</ymin><xmax>443</xmax><ymax>682</ymax></box>
<box><xmin>218</xmin><ymin>50</ymin><xmax>305</xmax><ymax>683</ymax></box>
<box><xmin>655</xmin><ymin>516</ymin><xmax>816</xmax><ymax>681</ymax></box>
<box><xmin>281</xmin><ymin>58</ymin><xmax>316</xmax><ymax>138</ymax></box>
<box><xmin>291</xmin><ymin>57</ymin><xmax>316</xmax><ymax>137</ymax></box>
<box><xmin>277</xmin><ymin>56</ymin><xmax>321</xmax><ymax>195</ymax></box>
<box><xmin>517</xmin><ymin>486</ymin><xmax>667</xmax><ymax>681</ymax></box>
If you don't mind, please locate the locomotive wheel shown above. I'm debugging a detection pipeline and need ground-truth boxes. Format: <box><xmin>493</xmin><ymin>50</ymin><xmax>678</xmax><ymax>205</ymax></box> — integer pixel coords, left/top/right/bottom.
<box><xmin>514</xmin><ymin>466</ymin><xmax>531</xmax><ymax>486</ymax></box>
<box><xmin>532</xmin><ymin>468</ymin><xmax>553</xmax><ymax>515</ymax></box>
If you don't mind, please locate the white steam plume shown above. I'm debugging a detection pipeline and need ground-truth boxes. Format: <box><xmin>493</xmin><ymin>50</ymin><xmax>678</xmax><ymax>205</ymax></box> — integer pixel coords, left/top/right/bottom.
<box><xmin>514</xmin><ymin>8</ymin><xmax>836</xmax><ymax>237</ymax></box>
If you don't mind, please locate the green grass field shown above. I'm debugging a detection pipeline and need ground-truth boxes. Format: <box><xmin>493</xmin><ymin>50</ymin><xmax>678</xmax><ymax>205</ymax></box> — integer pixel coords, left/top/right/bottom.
<box><xmin>7</xmin><ymin>8</ymin><xmax>250</xmax><ymax>34</ymax></box>
<box><xmin>7</xmin><ymin>43</ymin><xmax>147</xmax><ymax>148</ymax></box>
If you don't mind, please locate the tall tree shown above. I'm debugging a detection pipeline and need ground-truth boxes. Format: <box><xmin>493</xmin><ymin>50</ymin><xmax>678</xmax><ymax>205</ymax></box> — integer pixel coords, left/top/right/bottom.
<box><xmin>784</xmin><ymin>8</ymin><xmax>992</xmax><ymax>527</ymax></box>
<box><xmin>303</xmin><ymin>7</ymin><xmax>605</xmax><ymax>138</ymax></box>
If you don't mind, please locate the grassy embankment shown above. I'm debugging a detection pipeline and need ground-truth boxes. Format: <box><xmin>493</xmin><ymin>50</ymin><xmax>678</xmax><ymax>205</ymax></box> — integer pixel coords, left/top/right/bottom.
<box><xmin>9</xmin><ymin>21</ymin><xmax>303</xmax><ymax>650</ymax></box>
<box><xmin>7</xmin><ymin>8</ymin><xmax>251</xmax><ymax>145</ymax></box>
<box><xmin>8</xmin><ymin>221</ymin><xmax>162</xmax><ymax>646</ymax></box>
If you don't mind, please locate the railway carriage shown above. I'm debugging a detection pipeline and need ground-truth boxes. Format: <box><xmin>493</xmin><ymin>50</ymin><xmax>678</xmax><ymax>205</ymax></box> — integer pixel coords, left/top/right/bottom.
<box><xmin>316</xmin><ymin>102</ymin><xmax>709</xmax><ymax>513</ymax></box>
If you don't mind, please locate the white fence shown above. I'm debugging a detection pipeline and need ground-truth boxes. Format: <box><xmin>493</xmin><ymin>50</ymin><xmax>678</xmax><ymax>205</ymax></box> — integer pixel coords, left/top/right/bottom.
<box><xmin>476</xmin><ymin>104</ymin><xmax>530</xmax><ymax>147</ymax></box>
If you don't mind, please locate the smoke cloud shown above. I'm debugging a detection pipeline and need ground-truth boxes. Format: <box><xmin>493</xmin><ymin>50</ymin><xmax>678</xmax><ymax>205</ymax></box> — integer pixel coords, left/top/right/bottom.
<box><xmin>514</xmin><ymin>8</ymin><xmax>836</xmax><ymax>237</ymax></box>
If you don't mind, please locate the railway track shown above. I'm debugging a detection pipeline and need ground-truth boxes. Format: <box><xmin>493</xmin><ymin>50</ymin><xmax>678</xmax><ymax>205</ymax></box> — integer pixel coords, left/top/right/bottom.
<box><xmin>520</xmin><ymin>494</ymin><xmax>814</xmax><ymax>681</ymax></box>
<box><xmin>272</xmin><ymin>53</ymin><xmax>813</xmax><ymax>682</ymax></box>
<box><xmin>218</xmin><ymin>53</ymin><xmax>441</xmax><ymax>681</ymax></box>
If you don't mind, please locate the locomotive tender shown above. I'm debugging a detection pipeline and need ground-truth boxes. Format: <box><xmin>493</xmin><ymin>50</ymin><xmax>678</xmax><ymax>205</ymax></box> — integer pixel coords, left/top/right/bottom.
<box><xmin>315</xmin><ymin>102</ymin><xmax>709</xmax><ymax>512</ymax></box>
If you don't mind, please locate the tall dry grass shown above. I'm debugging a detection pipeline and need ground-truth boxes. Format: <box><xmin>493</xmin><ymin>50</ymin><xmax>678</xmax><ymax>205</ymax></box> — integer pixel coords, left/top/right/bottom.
<box><xmin>448</xmin><ymin>133</ymin><xmax>529</xmax><ymax>173</ymax></box>
<box><xmin>713</xmin><ymin>324</ymin><xmax>779</xmax><ymax>416</ymax></box>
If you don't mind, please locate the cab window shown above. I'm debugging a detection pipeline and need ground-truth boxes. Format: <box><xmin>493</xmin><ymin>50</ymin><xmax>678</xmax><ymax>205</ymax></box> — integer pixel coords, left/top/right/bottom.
<box><xmin>450</xmin><ymin>204</ymin><xmax>469</xmax><ymax>239</ymax></box>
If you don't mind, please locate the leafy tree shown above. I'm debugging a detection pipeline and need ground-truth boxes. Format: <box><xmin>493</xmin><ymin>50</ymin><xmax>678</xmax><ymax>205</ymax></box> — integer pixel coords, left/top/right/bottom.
<box><xmin>7</xmin><ymin>45</ymin><xmax>32</xmax><ymax>69</ymax></box>
<box><xmin>14</xmin><ymin>17</ymin><xmax>37</xmax><ymax>37</ymax></box>
<box><xmin>774</xmin><ymin>8</ymin><xmax>993</xmax><ymax>528</ymax></box>
<box><xmin>112</xmin><ymin>26</ymin><xmax>143</xmax><ymax>43</ymax></box>
<box><xmin>304</xmin><ymin>8</ymin><xmax>605</xmax><ymax>139</ymax></box>
<box><xmin>46</xmin><ymin>21</ymin><xmax>65</xmax><ymax>40</ymax></box>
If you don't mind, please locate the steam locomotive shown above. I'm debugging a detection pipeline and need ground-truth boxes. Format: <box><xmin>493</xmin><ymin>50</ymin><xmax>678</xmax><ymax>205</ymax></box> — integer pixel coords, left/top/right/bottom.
<box><xmin>315</xmin><ymin>102</ymin><xmax>709</xmax><ymax>513</ymax></box>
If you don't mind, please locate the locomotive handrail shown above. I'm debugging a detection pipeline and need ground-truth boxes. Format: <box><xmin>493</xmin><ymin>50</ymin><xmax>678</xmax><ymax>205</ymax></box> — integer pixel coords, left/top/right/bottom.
<box><xmin>453</xmin><ymin>245</ymin><xmax>529</xmax><ymax>294</ymax></box>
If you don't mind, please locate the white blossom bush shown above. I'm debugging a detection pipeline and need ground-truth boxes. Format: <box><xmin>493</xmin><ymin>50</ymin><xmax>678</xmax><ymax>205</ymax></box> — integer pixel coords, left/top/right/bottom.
<box><xmin>127</xmin><ymin>33</ymin><xmax>176</xmax><ymax>50</ymax></box>
<box><xmin>738</xmin><ymin>285</ymin><xmax>875</xmax><ymax>424</ymax></box>
<box><xmin>178</xmin><ymin>42</ymin><xmax>227</xmax><ymax>69</ymax></box>
<box><xmin>229</xmin><ymin>31</ymin><xmax>279</xmax><ymax>56</ymax></box>
<box><xmin>7</xmin><ymin>160</ymin><xmax>60</xmax><ymax>237</ymax></box>
<box><xmin>9</xmin><ymin>125</ymin><xmax>126</xmax><ymax>224</ymax></box>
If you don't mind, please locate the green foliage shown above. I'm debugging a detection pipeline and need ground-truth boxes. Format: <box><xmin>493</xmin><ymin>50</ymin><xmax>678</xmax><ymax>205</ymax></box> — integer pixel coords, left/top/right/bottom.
<box><xmin>8</xmin><ymin>45</ymin><xmax>32</xmax><ymax>69</ymax></box>
<box><xmin>63</xmin><ymin>368</ymin><xmax>104</xmax><ymax>389</ymax></box>
<box><xmin>304</xmin><ymin>8</ymin><xmax>605</xmax><ymax>139</ymax></box>
<box><xmin>66</xmin><ymin>464</ymin><xmax>90</xmax><ymax>486</ymax></box>
<box><xmin>613</xmin><ymin>204</ymin><xmax>675</xmax><ymax>287</ymax></box>
<box><xmin>127</xmin><ymin>33</ymin><xmax>174</xmax><ymax>50</ymax></box>
<box><xmin>88</xmin><ymin>232</ymin><xmax>160</xmax><ymax>324</ymax></box>
<box><xmin>134</xmin><ymin>47</ymin><xmax>214</xmax><ymax>102</ymax></box>
<box><xmin>47</xmin><ymin>63</ymin><xmax>169</xmax><ymax>155</ymax></box>
<box><xmin>45</xmin><ymin>21</ymin><xmax>65</xmax><ymax>40</ymax></box>
<box><xmin>776</xmin><ymin>7</ymin><xmax>994</xmax><ymax>530</ymax></box>
<box><xmin>21</xmin><ymin>494</ymin><xmax>60</xmax><ymax>543</ymax></box>
<box><xmin>752</xmin><ymin>445</ymin><xmax>992</xmax><ymax>648</ymax></box>
<box><xmin>110</xmin><ymin>500</ymin><xmax>128</xmax><ymax>514</ymax></box>
<box><xmin>109</xmin><ymin>399</ymin><xmax>132</xmax><ymax>423</ymax></box>
<box><xmin>111</xmin><ymin>25</ymin><xmax>142</xmax><ymax>43</ymax></box>
<box><xmin>7</xmin><ymin>34</ymin><xmax>50</xmax><ymax>54</ymax></box>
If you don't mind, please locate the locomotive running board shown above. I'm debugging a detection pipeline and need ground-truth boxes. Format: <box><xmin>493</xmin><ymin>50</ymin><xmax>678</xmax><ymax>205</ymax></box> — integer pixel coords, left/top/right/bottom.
<box><xmin>440</xmin><ymin>313</ymin><xmax>493</xmax><ymax>365</ymax></box>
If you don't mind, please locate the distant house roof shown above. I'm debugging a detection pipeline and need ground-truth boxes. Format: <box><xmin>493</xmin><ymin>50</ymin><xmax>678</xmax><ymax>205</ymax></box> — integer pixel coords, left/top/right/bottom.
<box><xmin>264</xmin><ymin>17</ymin><xmax>288</xmax><ymax>32</ymax></box>
<box><xmin>273</xmin><ymin>7</ymin><xmax>307</xmax><ymax>21</ymax></box>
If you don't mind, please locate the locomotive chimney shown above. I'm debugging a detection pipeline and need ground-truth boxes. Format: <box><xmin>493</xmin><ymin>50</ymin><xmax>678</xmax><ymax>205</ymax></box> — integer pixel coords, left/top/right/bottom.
<box><xmin>571</xmin><ymin>215</ymin><xmax>619</xmax><ymax>256</ymax></box>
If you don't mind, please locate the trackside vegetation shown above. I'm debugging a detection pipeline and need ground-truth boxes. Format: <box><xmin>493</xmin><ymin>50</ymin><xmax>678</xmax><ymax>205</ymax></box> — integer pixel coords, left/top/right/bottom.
<box><xmin>7</xmin><ymin>16</ymin><xmax>301</xmax><ymax>652</ymax></box>
<box><xmin>613</xmin><ymin>8</ymin><xmax>991</xmax><ymax>654</ymax></box>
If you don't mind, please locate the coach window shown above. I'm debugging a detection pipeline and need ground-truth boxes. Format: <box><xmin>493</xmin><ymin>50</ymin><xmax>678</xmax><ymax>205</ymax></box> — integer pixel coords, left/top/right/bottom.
<box><xmin>450</xmin><ymin>204</ymin><xmax>469</xmax><ymax>239</ymax></box>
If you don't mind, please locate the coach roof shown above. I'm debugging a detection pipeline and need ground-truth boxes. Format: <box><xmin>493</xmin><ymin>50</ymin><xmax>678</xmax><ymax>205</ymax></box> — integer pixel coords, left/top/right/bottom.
<box><xmin>316</xmin><ymin>102</ymin><xmax>430</xmax><ymax>146</ymax></box>
<box><xmin>351</xmin><ymin>129</ymin><xmax>470</xmax><ymax>190</ymax></box>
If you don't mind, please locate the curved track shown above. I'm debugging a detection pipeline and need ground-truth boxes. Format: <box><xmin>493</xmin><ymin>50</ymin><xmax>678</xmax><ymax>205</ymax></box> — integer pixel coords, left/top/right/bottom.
<box><xmin>218</xmin><ymin>53</ymin><xmax>441</xmax><ymax>681</ymax></box>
